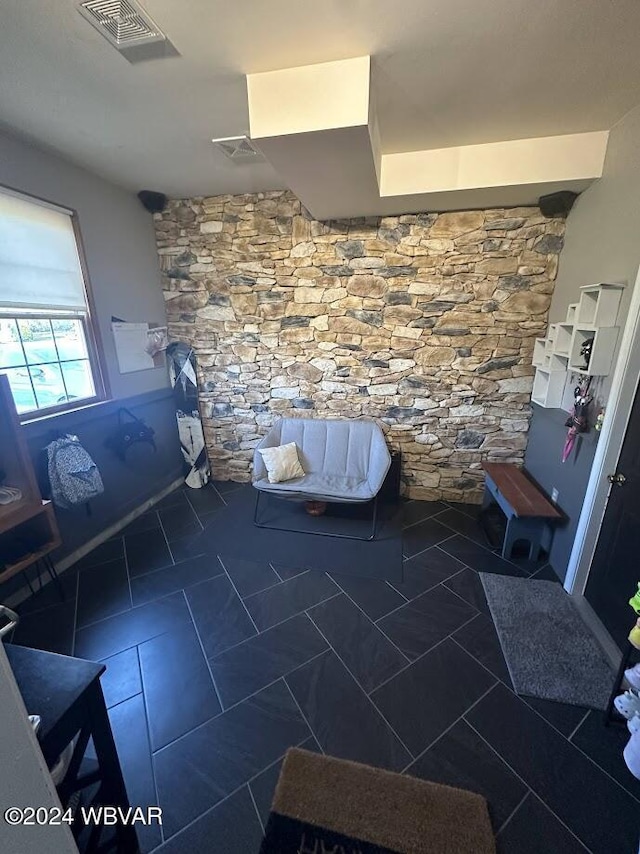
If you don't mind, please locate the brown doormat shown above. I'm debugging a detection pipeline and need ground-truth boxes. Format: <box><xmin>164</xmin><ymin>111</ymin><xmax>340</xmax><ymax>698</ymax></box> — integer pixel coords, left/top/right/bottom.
<box><xmin>260</xmin><ymin>748</ymin><xmax>496</xmax><ymax>854</ymax></box>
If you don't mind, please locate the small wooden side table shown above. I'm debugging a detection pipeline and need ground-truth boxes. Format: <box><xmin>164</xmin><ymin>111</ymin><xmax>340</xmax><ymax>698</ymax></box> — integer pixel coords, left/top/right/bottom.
<box><xmin>6</xmin><ymin>644</ymin><xmax>139</xmax><ymax>853</ymax></box>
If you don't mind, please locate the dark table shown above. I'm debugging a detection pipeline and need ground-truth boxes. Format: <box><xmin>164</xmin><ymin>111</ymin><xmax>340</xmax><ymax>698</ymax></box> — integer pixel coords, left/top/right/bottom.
<box><xmin>6</xmin><ymin>644</ymin><xmax>138</xmax><ymax>853</ymax></box>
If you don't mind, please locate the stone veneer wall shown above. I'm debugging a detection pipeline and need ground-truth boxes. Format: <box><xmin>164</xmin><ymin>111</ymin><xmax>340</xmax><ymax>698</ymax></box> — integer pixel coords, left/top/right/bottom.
<box><xmin>153</xmin><ymin>191</ymin><xmax>565</xmax><ymax>501</ymax></box>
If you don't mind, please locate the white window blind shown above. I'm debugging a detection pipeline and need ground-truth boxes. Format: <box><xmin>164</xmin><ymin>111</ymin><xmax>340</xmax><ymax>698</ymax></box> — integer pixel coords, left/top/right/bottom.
<box><xmin>0</xmin><ymin>190</ymin><xmax>88</xmax><ymax>311</ymax></box>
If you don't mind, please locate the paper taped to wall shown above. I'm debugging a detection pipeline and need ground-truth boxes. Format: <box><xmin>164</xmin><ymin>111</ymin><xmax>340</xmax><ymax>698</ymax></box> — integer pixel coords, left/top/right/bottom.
<box><xmin>112</xmin><ymin>321</ymin><xmax>162</xmax><ymax>373</ymax></box>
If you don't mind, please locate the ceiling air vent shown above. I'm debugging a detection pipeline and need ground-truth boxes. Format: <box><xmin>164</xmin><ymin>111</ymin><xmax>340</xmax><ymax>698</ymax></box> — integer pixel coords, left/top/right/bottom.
<box><xmin>212</xmin><ymin>136</ymin><xmax>264</xmax><ymax>164</ymax></box>
<box><xmin>78</xmin><ymin>0</ymin><xmax>166</xmax><ymax>49</ymax></box>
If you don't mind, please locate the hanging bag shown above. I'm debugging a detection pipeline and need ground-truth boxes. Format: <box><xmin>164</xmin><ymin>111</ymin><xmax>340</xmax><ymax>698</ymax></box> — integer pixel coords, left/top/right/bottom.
<box><xmin>105</xmin><ymin>408</ymin><xmax>156</xmax><ymax>461</ymax></box>
<box><xmin>47</xmin><ymin>435</ymin><xmax>104</xmax><ymax>509</ymax></box>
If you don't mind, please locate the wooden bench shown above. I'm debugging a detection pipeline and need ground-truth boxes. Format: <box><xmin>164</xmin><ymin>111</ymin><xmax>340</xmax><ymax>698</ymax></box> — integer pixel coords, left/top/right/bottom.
<box><xmin>481</xmin><ymin>462</ymin><xmax>562</xmax><ymax>561</ymax></box>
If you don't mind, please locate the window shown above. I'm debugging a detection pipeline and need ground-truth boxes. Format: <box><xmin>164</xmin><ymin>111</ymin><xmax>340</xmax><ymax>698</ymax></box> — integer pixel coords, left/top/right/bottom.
<box><xmin>0</xmin><ymin>188</ymin><xmax>105</xmax><ymax>417</ymax></box>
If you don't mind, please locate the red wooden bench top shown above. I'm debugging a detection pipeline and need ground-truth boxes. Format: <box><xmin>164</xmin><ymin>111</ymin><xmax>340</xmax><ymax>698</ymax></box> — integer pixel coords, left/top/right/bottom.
<box><xmin>482</xmin><ymin>462</ymin><xmax>562</xmax><ymax>519</ymax></box>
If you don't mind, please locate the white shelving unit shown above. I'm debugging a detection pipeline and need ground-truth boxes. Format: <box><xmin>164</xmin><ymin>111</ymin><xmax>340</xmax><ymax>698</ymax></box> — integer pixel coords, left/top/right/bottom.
<box><xmin>576</xmin><ymin>284</ymin><xmax>622</xmax><ymax>327</ymax></box>
<box><xmin>532</xmin><ymin>338</ymin><xmax>546</xmax><ymax>367</ymax></box>
<box><xmin>530</xmin><ymin>283</ymin><xmax>623</xmax><ymax>409</ymax></box>
<box><xmin>532</xmin><ymin>369</ymin><xmax>567</xmax><ymax>408</ymax></box>
<box><xmin>568</xmin><ymin>326</ymin><xmax>619</xmax><ymax>375</ymax></box>
<box><xmin>554</xmin><ymin>323</ymin><xmax>573</xmax><ymax>356</ymax></box>
<box><xmin>545</xmin><ymin>325</ymin><xmax>558</xmax><ymax>354</ymax></box>
<box><xmin>549</xmin><ymin>353</ymin><xmax>569</xmax><ymax>372</ymax></box>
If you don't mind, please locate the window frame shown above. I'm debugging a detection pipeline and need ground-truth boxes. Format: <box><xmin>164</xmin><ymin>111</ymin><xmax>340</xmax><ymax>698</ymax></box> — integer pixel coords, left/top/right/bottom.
<box><xmin>0</xmin><ymin>186</ymin><xmax>109</xmax><ymax>420</ymax></box>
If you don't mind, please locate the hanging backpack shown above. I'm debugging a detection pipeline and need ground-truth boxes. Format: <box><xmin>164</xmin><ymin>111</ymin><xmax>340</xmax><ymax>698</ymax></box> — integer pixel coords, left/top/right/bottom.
<box><xmin>47</xmin><ymin>434</ymin><xmax>104</xmax><ymax>510</ymax></box>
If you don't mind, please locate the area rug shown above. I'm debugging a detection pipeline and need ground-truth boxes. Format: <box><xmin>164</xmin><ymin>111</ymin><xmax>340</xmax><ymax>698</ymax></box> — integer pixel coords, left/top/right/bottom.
<box><xmin>260</xmin><ymin>748</ymin><xmax>495</xmax><ymax>854</ymax></box>
<box><xmin>191</xmin><ymin>485</ymin><xmax>403</xmax><ymax>582</ymax></box>
<box><xmin>480</xmin><ymin>574</ymin><xmax>616</xmax><ymax>710</ymax></box>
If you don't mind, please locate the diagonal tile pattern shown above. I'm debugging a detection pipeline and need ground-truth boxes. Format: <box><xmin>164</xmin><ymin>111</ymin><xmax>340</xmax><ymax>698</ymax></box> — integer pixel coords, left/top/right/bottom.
<box><xmin>9</xmin><ymin>482</ymin><xmax>638</xmax><ymax>853</ymax></box>
<box><xmin>407</xmin><ymin>719</ymin><xmax>528</xmax><ymax>831</ymax></box>
<box><xmin>99</xmin><ymin>647</ymin><xmax>142</xmax><ymax>709</ymax></box>
<box><xmin>154</xmin><ymin>679</ymin><xmax>310</xmax><ymax>838</ymax></box>
<box><xmin>328</xmin><ymin>570</ymin><xmax>407</xmax><ymax>620</ymax></box>
<box><xmin>185</xmin><ymin>573</ymin><xmax>258</xmax><ymax>658</ymax></box>
<box><xmin>307</xmin><ymin>593</ymin><xmax>407</xmax><ymax>692</ymax></box>
<box><xmin>138</xmin><ymin>622</ymin><xmax>222</xmax><ymax>750</ymax></box>
<box><xmin>243</xmin><ymin>570</ymin><xmax>338</xmax><ymax>631</ymax></box>
<box><xmin>495</xmin><ymin>792</ymin><xmax>588</xmax><ymax>854</ymax></box>
<box><xmin>220</xmin><ymin>555</ymin><xmax>281</xmax><ymax>598</ymax></box>
<box><xmin>150</xmin><ymin>786</ymin><xmax>263</xmax><ymax>854</ymax></box>
<box><xmin>378</xmin><ymin>584</ymin><xmax>478</xmax><ymax>660</ymax></box>
<box><xmin>76</xmin><ymin>556</ymin><xmax>131</xmax><ymax>629</ymax></box>
<box><xmin>286</xmin><ymin>650</ymin><xmax>411</xmax><ymax>771</ymax></box>
<box><xmin>210</xmin><ymin>613</ymin><xmax>328</xmax><ymax>708</ymax></box>
<box><xmin>391</xmin><ymin>545</ymin><xmax>464</xmax><ymax>600</ymax></box>
<box><xmin>467</xmin><ymin>683</ymin><xmax>640</xmax><ymax>854</ymax></box>
<box><xmin>130</xmin><ymin>554</ymin><xmax>223</xmax><ymax>607</ymax></box>
<box><xmin>372</xmin><ymin>639</ymin><xmax>497</xmax><ymax>755</ymax></box>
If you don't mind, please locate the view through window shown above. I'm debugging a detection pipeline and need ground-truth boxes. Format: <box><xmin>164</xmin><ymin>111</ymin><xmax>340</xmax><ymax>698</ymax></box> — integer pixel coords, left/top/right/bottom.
<box><xmin>0</xmin><ymin>188</ymin><xmax>103</xmax><ymax>416</ymax></box>
<box><xmin>0</xmin><ymin>317</ymin><xmax>95</xmax><ymax>414</ymax></box>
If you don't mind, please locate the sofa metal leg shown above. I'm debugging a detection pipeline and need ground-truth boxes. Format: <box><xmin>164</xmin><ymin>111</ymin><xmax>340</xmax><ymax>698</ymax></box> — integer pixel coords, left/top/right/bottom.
<box><xmin>252</xmin><ymin>490</ymin><xmax>380</xmax><ymax>541</ymax></box>
<box><xmin>254</xmin><ymin>489</ymin><xmax>265</xmax><ymax>527</ymax></box>
<box><xmin>365</xmin><ymin>494</ymin><xmax>378</xmax><ymax>541</ymax></box>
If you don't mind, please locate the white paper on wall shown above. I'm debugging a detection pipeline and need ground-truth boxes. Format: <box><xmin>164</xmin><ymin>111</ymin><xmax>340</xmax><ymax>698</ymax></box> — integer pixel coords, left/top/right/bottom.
<box><xmin>112</xmin><ymin>322</ymin><xmax>155</xmax><ymax>373</ymax></box>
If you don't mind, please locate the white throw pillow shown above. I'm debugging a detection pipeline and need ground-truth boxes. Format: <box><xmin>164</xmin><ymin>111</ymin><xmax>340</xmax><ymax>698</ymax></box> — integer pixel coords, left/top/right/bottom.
<box><xmin>258</xmin><ymin>442</ymin><xmax>305</xmax><ymax>483</ymax></box>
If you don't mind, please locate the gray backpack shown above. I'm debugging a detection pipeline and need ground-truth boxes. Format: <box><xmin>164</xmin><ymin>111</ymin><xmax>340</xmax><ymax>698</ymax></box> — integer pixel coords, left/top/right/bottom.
<box><xmin>47</xmin><ymin>435</ymin><xmax>104</xmax><ymax>509</ymax></box>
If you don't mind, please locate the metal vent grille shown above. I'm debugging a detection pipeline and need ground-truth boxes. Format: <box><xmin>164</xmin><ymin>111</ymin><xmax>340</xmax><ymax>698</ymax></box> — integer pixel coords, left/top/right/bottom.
<box><xmin>78</xmin><ymin>0</ymin><xmax>165</xmax><ymax>48</ymax></box>
<box><xmin>212</xmin><ymin>136</ymin><xmax>264</xmax><ymax>164</ymax></box>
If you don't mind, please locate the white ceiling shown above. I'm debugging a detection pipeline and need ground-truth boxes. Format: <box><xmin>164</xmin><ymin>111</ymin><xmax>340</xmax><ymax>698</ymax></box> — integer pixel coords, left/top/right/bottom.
<box><xmin>2</xmin><ymin>0</ymin><xmax>640</xmax><ymax>199</ymax></box>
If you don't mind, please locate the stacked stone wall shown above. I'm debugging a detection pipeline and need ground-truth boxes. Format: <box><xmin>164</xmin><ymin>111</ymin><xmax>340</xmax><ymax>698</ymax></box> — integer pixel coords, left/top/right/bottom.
<box><xmin>153</xmin><ymin>191</ymin><xmax>564</xmax><ymax>500</ymax></box>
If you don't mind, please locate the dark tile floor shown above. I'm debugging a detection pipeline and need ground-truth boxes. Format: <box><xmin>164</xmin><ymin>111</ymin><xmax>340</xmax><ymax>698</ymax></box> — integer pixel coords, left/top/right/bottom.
<box><xmin>10</xmin><ymin>483</ymin><xmax>640</xmax><ymax>854</ymax></box>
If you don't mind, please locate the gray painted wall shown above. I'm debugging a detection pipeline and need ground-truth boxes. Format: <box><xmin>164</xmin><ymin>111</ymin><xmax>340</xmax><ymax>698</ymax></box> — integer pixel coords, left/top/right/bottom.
<box><xmin>0</xmin><ymin>131</ymin><xmax>184</xmax><ymax>586</ymax></box>
<box><xmin>525</xmin><ymin>104</ymin><xmax>640</xmax><ymax>579</ymax></box>
<box><xmin>0</xmin><ymin>137</ymin><xmax>182</xmax><ymax>832</ymax></box>
<box><xmin>0</xmin><ymin>127</ymin><xmax>167</xmax><ymax>399</ymax></box>
<box><xmin>525</xmin><ymin>404</ymin><xmax>599</xmax><ymax>577</ymax></box>
<box><xmin>21</xmin><ymin>388</ymin><xmax>184</xmax><ymax>565</ymax></box>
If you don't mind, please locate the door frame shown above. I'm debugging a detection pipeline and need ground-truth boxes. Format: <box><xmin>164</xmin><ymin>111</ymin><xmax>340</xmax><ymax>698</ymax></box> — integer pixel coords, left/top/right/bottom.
<box><xmin>565</xmin><ymin>264</ymin><xmax>640</xmax><ymax>595</ymax></box>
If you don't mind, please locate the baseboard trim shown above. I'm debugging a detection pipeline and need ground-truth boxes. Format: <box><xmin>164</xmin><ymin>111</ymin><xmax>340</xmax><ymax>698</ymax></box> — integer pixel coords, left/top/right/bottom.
<box><xmin>6</xmin><ymin>476</ymin><xmax>184</xmax><ymax>610</ymax></box>
<box><xmin>571</xmin><ymin>593</ymin><xmax>623</xmax><ymax>670</ymax></box>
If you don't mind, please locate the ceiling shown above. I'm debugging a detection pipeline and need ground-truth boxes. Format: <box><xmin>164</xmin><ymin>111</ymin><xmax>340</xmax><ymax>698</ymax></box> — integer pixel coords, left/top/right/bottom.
<box><xmin>2</xmin><ymin>0</ymin><xmax>640</xmax><ymax>200</ymax></box>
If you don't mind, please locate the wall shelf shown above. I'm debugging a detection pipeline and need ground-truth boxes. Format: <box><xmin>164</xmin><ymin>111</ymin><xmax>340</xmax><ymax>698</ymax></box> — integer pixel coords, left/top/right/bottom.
<box><xmin>576</xmin><ymin>284</ymin><xmax>623</xmax><ymax>327</ymax></box>
<box><xmin>532</xmin><ymin>369</ymin><xmax>567</xmax><ymax>409</ymax></box>
<box><xmin>568</xmin><ymin>326</ymin><xmax>619</xmax><ymax>376</ymax></box>
<box><xmin>553</xmin><ymin>323</ymin><xmax>573</xmax><ymax>356</ymax></box>
<box><xmin>545</xmin><ymin>325</ymin><xmax>558</xmax><ymax>353</ymax></box>
<box><xmin>549</xmin><ymin>353</ymin><xmax>569</xmax><ymax>372</ymax></box>
<box><xmin>532</xmin><ymin>338</ymin><xmax>546</xmax><ymax>367</ymax></box>
<box><xmin>530</xmin><ymin>283</ymin><xmax>624</xmax><ymax>409</ymax></box>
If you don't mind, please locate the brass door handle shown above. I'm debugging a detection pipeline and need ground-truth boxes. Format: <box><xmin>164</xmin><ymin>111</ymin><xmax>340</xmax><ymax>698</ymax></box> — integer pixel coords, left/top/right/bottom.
<box><xmin>607</xmin><ymin>472</ymin><xmax>626</xmax><ymax>486</ymax></box>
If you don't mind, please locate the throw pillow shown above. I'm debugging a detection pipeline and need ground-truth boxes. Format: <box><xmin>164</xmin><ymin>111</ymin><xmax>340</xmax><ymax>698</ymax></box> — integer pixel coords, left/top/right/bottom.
<box><xmin>258</xmin><ymin>442</ymin><xmax>305</xmax><ymax>483</ymax></box>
